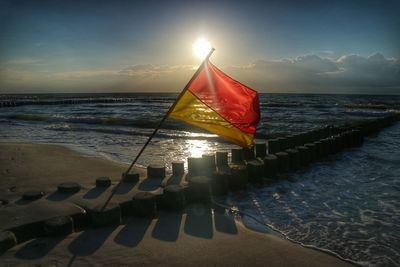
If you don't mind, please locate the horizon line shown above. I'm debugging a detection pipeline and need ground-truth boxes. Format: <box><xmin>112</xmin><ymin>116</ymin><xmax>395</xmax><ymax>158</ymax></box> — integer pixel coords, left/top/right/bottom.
<box><xmin>1</xmin><ymin>91</ymin><xmax>400</xmax><ymax>96</ymax></box>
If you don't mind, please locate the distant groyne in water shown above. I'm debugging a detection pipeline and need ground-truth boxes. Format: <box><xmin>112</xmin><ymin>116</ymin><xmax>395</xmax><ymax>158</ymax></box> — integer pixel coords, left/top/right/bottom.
<box><xmin>0</xmin><ymin>97</ymin><xmax>142</xmax><ymax>108</ymax></box>
<box><xmin>2</xmin><ymin>97</ymin><xmax>399</xmax><ymax>113</ymax></box>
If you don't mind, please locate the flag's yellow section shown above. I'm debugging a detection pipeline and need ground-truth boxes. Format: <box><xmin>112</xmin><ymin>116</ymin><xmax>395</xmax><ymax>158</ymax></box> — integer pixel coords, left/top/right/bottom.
<box><xmin>169</xmin><ymin>90</ymin><xmax>254</xmax><ymax>147</ymax></box>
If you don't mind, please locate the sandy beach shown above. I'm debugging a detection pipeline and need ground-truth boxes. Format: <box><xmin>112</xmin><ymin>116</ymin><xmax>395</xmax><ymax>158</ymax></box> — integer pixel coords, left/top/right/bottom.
<box><xmin>0</xmin><ymin>142</ymin><xmax>354</xmax><ymax>266</ymax></box>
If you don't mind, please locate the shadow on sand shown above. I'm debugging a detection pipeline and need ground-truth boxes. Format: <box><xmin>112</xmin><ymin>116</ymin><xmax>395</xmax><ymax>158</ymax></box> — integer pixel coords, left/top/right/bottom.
<box><xmin>138</xmin><ymin>179</ymin><xmax>161</xmax><ymax>191</ymax></box>
<box><xmin>114</xmin><ymin>217</ymin><xmax>152</xmax><ymax>247</ymax></box>
<box><xmin>46</xmin><ymin>191</ymin><xmax>77</xmax><ymax>202</ymax></box>
<box><xmin>15</xmin><ymin>198</ymin><xmax>41</xmax><ymax>206</ymax></box>
<box><xmin>214</xmin><ymin>210</ymin><xmax>238</xmax><ymax>235</ymax></box>
<box><xmin>83</xmin><ymin>187</ymin><xmax>108</xmax><ymax>199</ymax></box>
<box><xmin>164</xmin><ymin>174</ymin><xmax>185</xmax><ymax>186</ymax></box>
<box><xmin>14</xmin><ymin>204</ymin><xmax>244</xmax><ymax>264</ymax></box>
<box><xmin>114</xmin><ymin>182</ymin><xmax>137</xmax><ymax>195</ymax></box>
<box><xmin>184</xmin><ymin>203</ymin><xmax>213</xmax><ymax>239</ymax></box>
<box><xmin>68</xmin><ymin>226</ymin><xmax>117</xmax><ymax>256</ymax></box>
<box><xmin>15</xmin><ymin>236</ymin><xmax>66</xmax><ymax>260</ymax></box>
<box><xmin>64</xmin><ymin>226</ymin><xmax>117</xmax><ymax>267</ymax></box>
<box><xmin>152</xmin><ymin>211</ymin><xmax>183</xmax><ymax>242</ymax></box>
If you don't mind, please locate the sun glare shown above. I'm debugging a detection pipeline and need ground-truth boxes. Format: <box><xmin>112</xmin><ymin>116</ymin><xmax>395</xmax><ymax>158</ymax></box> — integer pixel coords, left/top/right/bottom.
<box><xmin>192</xmin><ymin>38</ymin><xmax>212</xmax><ymax>59</ymax></box>
<box><xmin>186</xmin><ymin>139</ymin><xmax>210</xmax><ymax>158</ymax></box>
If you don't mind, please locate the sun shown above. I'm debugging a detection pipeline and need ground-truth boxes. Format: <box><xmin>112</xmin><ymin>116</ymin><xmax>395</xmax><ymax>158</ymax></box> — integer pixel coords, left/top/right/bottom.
<box><xmin>192</xmin><ymin>38</ymin><xmax>212</xmax><ymax>59</ymax></box>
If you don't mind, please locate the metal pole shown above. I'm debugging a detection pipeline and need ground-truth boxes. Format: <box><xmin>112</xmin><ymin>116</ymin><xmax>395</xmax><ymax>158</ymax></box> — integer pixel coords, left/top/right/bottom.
<box><xmin>100</xmin><ymin>48</ymin><xmax>215</xmax><ymax>211</ymax></box>
<box><xmin>124</xmin><ymin>47</ymin><xmax>215</xmax><ymax>175</ymax></box>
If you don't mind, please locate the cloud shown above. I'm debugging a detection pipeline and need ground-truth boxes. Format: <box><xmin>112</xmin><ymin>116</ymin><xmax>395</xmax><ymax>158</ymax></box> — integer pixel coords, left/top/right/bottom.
<box><xmin>0</xmin><ymin>67</ymin><xmax>123</xmax><ymax>93</ymax></box>
<box><xmin>225</xmin><ymin>53</ymin><xmax>400</xmax><ymax>94</ymax></box>
<box><xmin>115</xmin><ymin>64</ymin><xmax>197</xmax><ymax>92</ymax></box>
<box><xmin>324</xmin><ymin>53</ymin><xmax>400</xmax><ymax>87</ymax></box>
<box><xmin>312</xmin><ymin>50</ymin><xmax>335</xmax><ymax>58</ymax></box>
<box><xmin>0</xmin><ymin>53</ymin><xmax>399</xmax><ymax>94</ymax></box>
<box><xmin>336</xmin><ymin>53</ymin><xmax>400</xmax><ymax>75</ymax></box>
<box><xmin>118</xmin><ymin>64</ymin><xmax>195</xmax><ymax>77</ymax></box>
<box><xmin>52</xmin><ymin>70</ymin><xmax>117</xmax><ymax>80</ymax></box>
<box><xmin>3</xmin><ymin>58</ymin><xmax>41</xmax><ymax>65</ymax></box>
<box><xmin>245</xmin><ymin>54</ymin><xmax>339</xmax><ymax>75</ymax></box>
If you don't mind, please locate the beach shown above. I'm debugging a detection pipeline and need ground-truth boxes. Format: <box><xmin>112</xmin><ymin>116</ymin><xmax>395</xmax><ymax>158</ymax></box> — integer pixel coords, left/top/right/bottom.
<box><xmin>1</xmin><ymin>93</ymin><xmax>400</xmax><ymax>266</ymax></box>
<box><xmin>1</xmin><ymin>0</ymin><xmax>399</xmax><ymax>265</ymax></box>
<box><xmin>0</xmin><ymin>142</ymin><xmax>353</xmax><ymax>266</ymax></box>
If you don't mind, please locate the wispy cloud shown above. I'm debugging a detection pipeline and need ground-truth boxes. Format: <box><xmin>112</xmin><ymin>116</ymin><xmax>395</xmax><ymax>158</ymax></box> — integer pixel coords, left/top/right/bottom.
<box><xmin>52</xmin><ymin>70</ymin><xmax>118</xmax><ymax>80</ymax></box>
<box><xmin>3</xmin><ymin>58</ymin><xmax>41</xmax><ymax>65</ymax></box>
<box><xmin>225</xmin><ymin>53</ymin><xmax>400</xmax><ymax>93</ymax></box>
<box><xmin>118</xmin><ymin>64</ymin><xmax>195</xmax><ymax>77</ymax></box>
<box><xmin>1</xmin><ymin>53</ymin><xmax>399</xmax><ymax>94</ymax></box>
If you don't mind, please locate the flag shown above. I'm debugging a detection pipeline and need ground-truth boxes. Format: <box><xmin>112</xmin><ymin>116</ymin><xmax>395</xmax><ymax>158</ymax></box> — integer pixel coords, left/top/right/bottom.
<box><xmin>169</xmin><ymin>60</ymin><xmax>260</xmax><ymax>147</ymax></box>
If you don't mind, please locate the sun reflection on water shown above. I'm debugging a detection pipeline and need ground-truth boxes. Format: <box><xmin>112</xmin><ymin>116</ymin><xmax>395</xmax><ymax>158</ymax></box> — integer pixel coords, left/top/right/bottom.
<box><xmin>185</xmin><ymin>139</ymin><xmax>211</xmax><ymax>157</ymax></box>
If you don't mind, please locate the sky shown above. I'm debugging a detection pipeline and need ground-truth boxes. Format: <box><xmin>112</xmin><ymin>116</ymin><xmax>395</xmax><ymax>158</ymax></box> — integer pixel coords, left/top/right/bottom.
<box><xmin>0</xmin><ymin>0</ymin><xmax>399</xmax><ymax>94</ymax></box>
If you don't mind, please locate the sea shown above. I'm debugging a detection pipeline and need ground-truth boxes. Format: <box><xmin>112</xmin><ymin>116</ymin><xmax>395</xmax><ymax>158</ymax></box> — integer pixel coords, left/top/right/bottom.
<box><xmin>1</xmin><ymin>93</ymin><xmax>399</xmax><ymax>266</ymax></box>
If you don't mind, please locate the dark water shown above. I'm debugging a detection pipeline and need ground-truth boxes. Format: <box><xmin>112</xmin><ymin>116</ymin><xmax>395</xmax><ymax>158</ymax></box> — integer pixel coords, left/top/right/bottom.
<box><xmin>1</xmin><ymin>93</ymin><xmax>399</xmax><ymax>266</ymax></box>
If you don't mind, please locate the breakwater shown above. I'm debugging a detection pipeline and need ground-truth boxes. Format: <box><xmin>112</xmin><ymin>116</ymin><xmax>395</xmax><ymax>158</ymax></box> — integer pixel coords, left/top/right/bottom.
<box><xmin>0</xmin><ymin>95</ymin><xmax>172</xmax><ymax>108</ymax></box>
<box><xmin>1</xmin><ymin>114</ymin><xmax>399</xmax><ymax>254</ymax></box>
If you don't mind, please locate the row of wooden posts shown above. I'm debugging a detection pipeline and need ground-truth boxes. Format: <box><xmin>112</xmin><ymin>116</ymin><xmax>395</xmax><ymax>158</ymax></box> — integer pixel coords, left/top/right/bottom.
<box><xmin>122</xmin><ymin>114</ymin><xmax>399</xmax><ymax>214</ymax></box>
<box><xmin>0</xmin><ymin>98</ymin><xmax>142</xmax><ymax>108</ymax></box>
<box><xmin>60</xmin><ymin>121</ymin><xmax>370</xmax><ymax>229</ymax></box>
<box><xmin>136</xmin><ymin>126</ymin><xmax>362</xmax><ymax>210</ymax></box>
<box><xmin>1</xmin><ymin>115</ymin><xmax>398</xmax><ymax>253</ymax></box>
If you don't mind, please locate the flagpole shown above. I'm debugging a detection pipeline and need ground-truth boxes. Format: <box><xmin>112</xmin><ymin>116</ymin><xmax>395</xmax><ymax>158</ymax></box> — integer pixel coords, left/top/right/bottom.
<box><xmin>100</xmin><ymin>48</ymin><xmax>215</xmax><ymax>211</ymax></box>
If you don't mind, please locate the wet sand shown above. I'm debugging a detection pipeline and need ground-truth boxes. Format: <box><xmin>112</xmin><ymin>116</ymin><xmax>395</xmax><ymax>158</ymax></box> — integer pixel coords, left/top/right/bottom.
<box><xmin>0</xmin><ymin>142</ymin><xmax>354</xmax><ymax>266</ymax></box>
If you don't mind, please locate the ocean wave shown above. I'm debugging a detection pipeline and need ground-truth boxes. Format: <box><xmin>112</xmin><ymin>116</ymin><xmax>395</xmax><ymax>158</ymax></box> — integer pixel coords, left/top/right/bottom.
<box><xmin>3</xmin><ymin>114</ymin><xmax>142</xmax><ymax>124</ymax></box>
<box><xmin>92</xmin><ymin>103</ymin><xmax>142</xmax><ymax>108</ymax></box>
<box><xmin>44</xmin><ymin>123</ymin><xmax>227</xmax><ymax>141</ymax></box>
<box><xmin>261</xmin><ymin>102</ymin><xmax>301</xmax><ymax>108</ymax></box>
<box><xmin>309</xmin><ymin>104</ymin><xmax>330</xmax><ymax>109</ymax></box>
<box><xmin>344</xmin><ymin>109</ymin><xmax>388</xmax><ymax>117</ymax></box>
<box><xmin>3</xmin><ymin>113</ymin><xmax>159</xmax><ymax>128</ymax></box>
<box><xmin>2</xmin><ymin>113</ymin><xmax>270</xmax><ymax>138</ymax></box>
<box><xmin>344</xmin><ymin>103</ymin><xmax>400</xmax><ymax>110</ymax></box>
<box><xmin>0</xmin><ymin>97</ymin><xmax>177</xmax><ymax>108</ymax></box>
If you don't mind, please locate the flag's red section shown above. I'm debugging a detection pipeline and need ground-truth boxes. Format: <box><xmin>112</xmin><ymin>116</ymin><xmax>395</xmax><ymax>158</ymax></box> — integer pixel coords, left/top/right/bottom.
<box><xmin>187</xmin><ymin>61</ymin><xmax>260</xmax><ymax>134</ymax></box>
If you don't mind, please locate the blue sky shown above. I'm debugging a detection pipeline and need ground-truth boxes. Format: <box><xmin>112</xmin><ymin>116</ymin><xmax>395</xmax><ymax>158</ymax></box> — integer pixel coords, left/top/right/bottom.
<box><xmin>0</xmin><ymin>0</ymin><xmax>399</xmax><ymax>94</ymax></box>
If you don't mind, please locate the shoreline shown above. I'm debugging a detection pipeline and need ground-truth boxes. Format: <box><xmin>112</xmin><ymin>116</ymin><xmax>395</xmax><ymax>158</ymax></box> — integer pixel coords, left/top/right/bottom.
<box><xmin>0</xmin><ymin>142</ymin><xmax>146</xmax><ymax>194</ymax></box>
<box><xmin>0</xmin><ymin>139</ymin><xmax>147</xmax><ymax>170</ymax></box>
<box><xmin>0</xmin><ymin>142</ymin><xmax>354</xmax><ymax>266</ymax></box>
<box><xmin>215</xmin><ymin>200</ymin><xmax>359</xmax><ymax>267</ymax></box>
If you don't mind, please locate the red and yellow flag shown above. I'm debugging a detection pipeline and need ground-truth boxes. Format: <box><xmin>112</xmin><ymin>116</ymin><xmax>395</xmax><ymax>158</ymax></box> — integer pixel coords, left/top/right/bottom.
<box><xmin>169</xmin><ymin>60</ymin><xmax>260</xmax><ymax>147</ymax></box>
